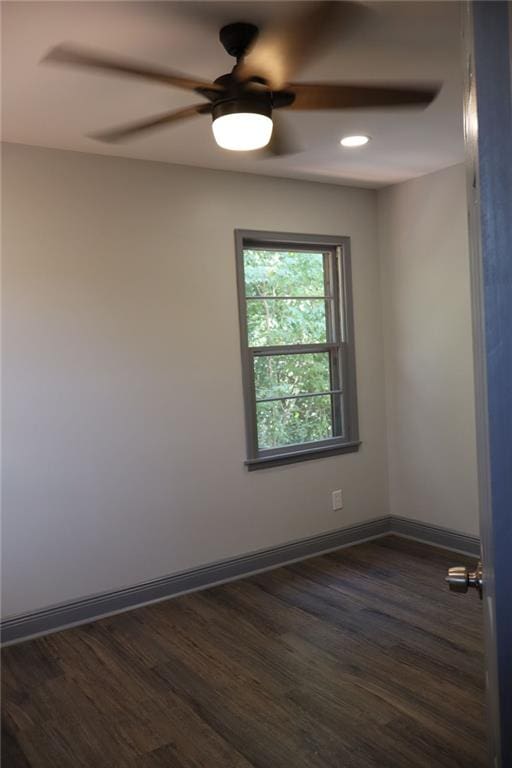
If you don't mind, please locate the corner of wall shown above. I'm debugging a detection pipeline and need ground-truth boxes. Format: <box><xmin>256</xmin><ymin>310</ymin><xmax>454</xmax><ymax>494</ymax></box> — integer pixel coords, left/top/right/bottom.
<box><xmin>375</xmin><ymin>185</ymin><xmax>394</xmax><ymax>520</ymax></box>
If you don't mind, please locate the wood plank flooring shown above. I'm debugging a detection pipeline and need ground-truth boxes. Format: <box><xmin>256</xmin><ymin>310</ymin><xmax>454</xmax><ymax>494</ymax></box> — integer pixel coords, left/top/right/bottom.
<box><xmin>1</xmin><ymin>536</ymin><xmax>486</xmax><ymax>768</ymax></box>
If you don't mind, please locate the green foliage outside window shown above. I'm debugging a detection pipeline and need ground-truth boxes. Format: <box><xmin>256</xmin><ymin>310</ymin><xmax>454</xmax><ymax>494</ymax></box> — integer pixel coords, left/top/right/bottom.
<box><xmin>244</xmin><ymin>249</ymin><xmax>335</xmax><ymax>450</ymax></box>
<box><xmin>257</xmin><ymin>396</ymin><xmax>333</xmax><ymax>449</ymax></box>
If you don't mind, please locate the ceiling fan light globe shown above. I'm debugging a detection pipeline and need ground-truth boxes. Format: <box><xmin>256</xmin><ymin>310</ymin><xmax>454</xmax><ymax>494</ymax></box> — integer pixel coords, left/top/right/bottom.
<box><xmin>212</xmin><ymin>113</ymin><xmax>273</xmax><ymax>151</ymax></box>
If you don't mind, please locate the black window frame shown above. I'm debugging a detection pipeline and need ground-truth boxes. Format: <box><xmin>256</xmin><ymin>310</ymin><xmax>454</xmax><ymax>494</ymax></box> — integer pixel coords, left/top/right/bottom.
<box><xmin>235</xmin><ymin>230</ymin><xmax>360</xmax><ymax>470</ymax></box>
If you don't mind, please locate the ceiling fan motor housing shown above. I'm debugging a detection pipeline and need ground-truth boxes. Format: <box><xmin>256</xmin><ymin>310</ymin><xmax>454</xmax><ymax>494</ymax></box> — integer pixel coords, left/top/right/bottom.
<box><xmin>212</xmin><ymin>96</ymin><xmax>272</xmax><ymax>123</ymax></box>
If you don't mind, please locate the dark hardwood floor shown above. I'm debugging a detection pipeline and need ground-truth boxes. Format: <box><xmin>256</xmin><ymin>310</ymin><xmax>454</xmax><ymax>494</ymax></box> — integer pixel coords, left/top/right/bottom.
<box><xmin>1</xmin><ymin>536</ymin><xmax>486</xmax><ymax>768</ymax></box>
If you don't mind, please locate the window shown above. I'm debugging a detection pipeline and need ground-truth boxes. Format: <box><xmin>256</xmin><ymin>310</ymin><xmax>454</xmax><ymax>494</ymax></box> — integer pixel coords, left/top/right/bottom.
<box><xmin>235</xmin><ymin>230</ymin><xmax>359</xmax><ymax>469</ymax></box>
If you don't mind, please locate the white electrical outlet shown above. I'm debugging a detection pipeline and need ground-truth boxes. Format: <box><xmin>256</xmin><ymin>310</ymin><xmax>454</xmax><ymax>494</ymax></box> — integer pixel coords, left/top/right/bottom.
<box><xmin>332</xmin><ymin>489</ymin><xmax>343</xmax><ymax>510</ymax></box>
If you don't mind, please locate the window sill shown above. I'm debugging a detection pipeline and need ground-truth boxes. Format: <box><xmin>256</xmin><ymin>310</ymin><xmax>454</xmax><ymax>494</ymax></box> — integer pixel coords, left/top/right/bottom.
<box><xmin>245</xmin><ymin>441</ymin><xmax>361</xmax><ymax>471</ymax></box>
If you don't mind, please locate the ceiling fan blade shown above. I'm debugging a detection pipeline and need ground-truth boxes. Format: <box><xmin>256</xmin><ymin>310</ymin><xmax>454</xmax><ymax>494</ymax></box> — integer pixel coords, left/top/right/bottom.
<box><xmin>236</xmin><ymin>2</ymin><xmax>340</xmax><ymax>90</ymax></box>
<box><xmin>285</xmin><ymin>82</ymin><xmax>441</xmax><ymax>111</ymax></box>
<box><xmin>260</xmin><ymin>114</ymin><xmax>302</xmax><ymax>157</ymax></box>
<box><xmin>42</xmin><ymin>44</ymin><xmax>223</xmax><ymax>95</ymax></box>
<box><xmin>234</xmin><ymin>0</ymin><xmax>364</xmax><ymax>90</ymax></box>
<box><xmin>90</xmin><ymin>104</ymin><xmax>210</xmax><ymax>143</ymax></box>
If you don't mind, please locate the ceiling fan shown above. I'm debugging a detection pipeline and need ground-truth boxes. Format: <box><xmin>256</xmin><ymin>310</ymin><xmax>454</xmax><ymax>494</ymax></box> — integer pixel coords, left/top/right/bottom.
<box><xmin>42</xmin><ymin>2</ymin><xmax>440</xmax><ymax>154</ymax></box>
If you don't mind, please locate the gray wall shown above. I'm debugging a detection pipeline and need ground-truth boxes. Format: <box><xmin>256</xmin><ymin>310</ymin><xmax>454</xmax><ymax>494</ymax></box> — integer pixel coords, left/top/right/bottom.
<box><xmin>378</xmin><ymin>164</ymin><xmax>479</xmax><ymax>535</ymax></box>
<box><xmin>2</xmin><ymin>143</ymin><xmax>389</xmax><ymax>618</ymax></box>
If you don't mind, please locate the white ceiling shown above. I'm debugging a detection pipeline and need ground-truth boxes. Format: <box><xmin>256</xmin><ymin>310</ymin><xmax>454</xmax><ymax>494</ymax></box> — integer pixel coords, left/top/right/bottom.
<box><xmin>2</xmin><ymin>1</ymin><xmax>465</xmax><ymax>188</ymax></box>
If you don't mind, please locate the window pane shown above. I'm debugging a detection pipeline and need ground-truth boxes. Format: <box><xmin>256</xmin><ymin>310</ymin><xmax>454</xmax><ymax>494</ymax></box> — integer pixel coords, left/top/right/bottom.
<box><xmin>247</xmin><ymin>298</ymin><xmax>328</xmax><ymax>346</ymax></box>
<box><xmin>244</xmin><ymin>249</ymin><xmax>326</xmax><ymax>297</ymax></box>
<box><xmin>255</xmin><ymin>353</ymin><xmax>331</xmax><ymax>400</ymax></box>
<box><xmin>257</xmin><ymin>395</ymin><xmax>333</xmax><ymax>450</ymax></box>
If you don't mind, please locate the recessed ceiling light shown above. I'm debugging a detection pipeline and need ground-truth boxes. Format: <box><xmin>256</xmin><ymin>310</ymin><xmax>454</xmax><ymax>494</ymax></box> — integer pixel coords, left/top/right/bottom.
<box><xmin>340</xmin><ymin>135</ymin><xmax>370</xmax><ymax>148</ymax></box>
